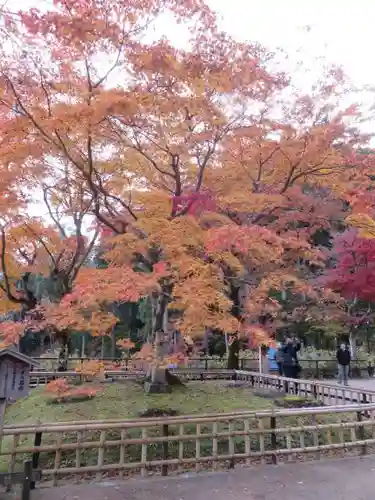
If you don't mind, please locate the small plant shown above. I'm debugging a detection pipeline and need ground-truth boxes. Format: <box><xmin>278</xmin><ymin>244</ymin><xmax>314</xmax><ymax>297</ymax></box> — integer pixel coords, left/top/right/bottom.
<box><xmin>44</xmin><ymin>378</ymin><xmax>102</xmax><ymax>403</ymax></box>
<box><xmin>45</xmin><ymin>378</ymin><xmax>101</xmax><ymax>403</ymax></box>
<box><xmin>45</xmin><ymin>378</ymin><xmax>70</xmax><ymax>399</ymax></box>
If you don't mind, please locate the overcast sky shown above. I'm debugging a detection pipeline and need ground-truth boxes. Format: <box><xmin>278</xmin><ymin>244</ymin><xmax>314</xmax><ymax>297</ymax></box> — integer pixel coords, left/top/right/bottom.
<box><xmin>5</xmin><ymin>0</ymin><xmax>375</xmax><ymax>221</ymax></box>
<box><xmin>7</xmin><ymin>0</ymin><xmax>374</xmax><ymax>89</ymax></box>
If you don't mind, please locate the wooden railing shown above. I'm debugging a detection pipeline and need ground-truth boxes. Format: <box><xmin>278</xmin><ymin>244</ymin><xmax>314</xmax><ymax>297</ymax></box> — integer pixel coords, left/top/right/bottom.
<box><xmin>31</xmin><ymin>355</ymin><xmax>373</xmax><ymax>378</ymax></box>
<box><xmin>1</xmin><ymin>403</ymin><xmax>375</xmax><ymax>487</ymax></box>
<box><xmin>235</xmin><ymin>371</ymin><xmax>375</xmax><ymax>405</ymax></box>
<box><xmin>28</xmin><ymin>369</ymin><xmax>236</xmax><ymax>387</ymax></box>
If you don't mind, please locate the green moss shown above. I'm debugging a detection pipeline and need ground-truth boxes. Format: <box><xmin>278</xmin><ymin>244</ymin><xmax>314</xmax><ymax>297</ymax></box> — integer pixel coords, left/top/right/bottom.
<box><xmin>5</xmin><ymin>381</ymin><xmax>271</xmax><ymax>425</ymax></box>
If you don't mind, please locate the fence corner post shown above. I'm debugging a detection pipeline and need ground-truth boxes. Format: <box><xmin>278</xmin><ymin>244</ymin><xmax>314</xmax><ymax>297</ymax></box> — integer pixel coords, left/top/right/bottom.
<box><xmin>270</xmin><ymin>415</ymin><xmax>277</xmax><ymax>465</ymax></box>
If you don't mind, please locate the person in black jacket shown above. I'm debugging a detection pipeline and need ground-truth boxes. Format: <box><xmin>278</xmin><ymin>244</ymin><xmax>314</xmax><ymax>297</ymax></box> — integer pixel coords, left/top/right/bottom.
<box><xmin>337</xmin><ymin>343</ymin><xmax>351</xmax><ymax>386</ymax></box>
<box><xmin>282</xmin><ymin>336</ymin><xmax>301</xmax><ymax>378</ymax></box>
<box><xmin>275</xmin><ymin>342</ymin><xmax>284</xmax><ymax>376</ymax></box>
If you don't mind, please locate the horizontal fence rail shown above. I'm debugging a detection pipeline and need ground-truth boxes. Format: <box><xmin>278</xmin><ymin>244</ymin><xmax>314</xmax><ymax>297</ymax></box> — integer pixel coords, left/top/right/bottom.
<box><xmin>2</xmin><ymin>403</ymin><xmax>375</xmax><ymax>487</ymax></box>
<box><xmin>31</xmin><ymin>356</ymin><xmax>258</xmax><ymax>372</ymax></box>
<box><xmin>28</xmin><ymin>369</ymin><xmax>236</xmax><ymax>387</ymax></box>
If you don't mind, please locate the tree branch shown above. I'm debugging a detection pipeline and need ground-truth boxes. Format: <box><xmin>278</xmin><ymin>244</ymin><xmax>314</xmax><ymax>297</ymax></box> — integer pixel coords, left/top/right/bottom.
<box><xmin>0</xmin><ymin>225</ymin><xmax>24</xmax><ymax>303</ymax></box>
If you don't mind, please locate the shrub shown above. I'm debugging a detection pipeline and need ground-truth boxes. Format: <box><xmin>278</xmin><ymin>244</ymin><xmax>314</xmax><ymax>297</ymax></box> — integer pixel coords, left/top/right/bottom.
<box><xmin>44</xmin><ymin>377</ymin><xmax>102</xmax><ymax>403</ymax></box>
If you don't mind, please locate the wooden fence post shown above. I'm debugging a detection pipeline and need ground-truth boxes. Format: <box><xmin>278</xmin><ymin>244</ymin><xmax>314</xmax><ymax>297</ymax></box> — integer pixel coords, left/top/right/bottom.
<box><xmin>30</xmin><ymin>431</ymin><xmax>42</xmax><ymax>490</ymax></box>
<box><xmin>356</xmin><ymin>411</ymin><xmax>366</xmax><ymax>456</ymax></box>
<box><xmin>162</xmin><ymin>424</ymin><xmax>169</xmax><ymax>476</ymax></box>
<box><xmin>270</xmin><ymin>416</ymin><xmax>277</xmax><ymax>465</ymax></box>
<box><xmin>22</xmin><ymin>460</ymin><xmax>32</xmax><ymax>500</ymax></box>
<box><xmin>313</xmin><ymin>384</ymin><xmax>318</xmax><ymax>400</ymax></box>
<box><xmin>362</xmin><ymin>393</ymin><xmax>370</xmax><ymax>418</ymax></box>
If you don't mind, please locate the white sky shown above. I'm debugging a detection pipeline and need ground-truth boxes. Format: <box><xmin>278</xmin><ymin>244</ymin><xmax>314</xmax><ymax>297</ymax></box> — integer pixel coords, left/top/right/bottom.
<box><xmin>7</xmin><ymin>0</ymin><xmax>375</xmax><ymax>89</ymax></box>
<box><xmin>5</xmin><ymin>0</ymin><xmax>375</xmax><ymax>220</ymax></box>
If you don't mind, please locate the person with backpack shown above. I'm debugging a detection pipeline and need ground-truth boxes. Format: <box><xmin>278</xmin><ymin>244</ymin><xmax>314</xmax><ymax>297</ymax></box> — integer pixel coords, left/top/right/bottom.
<box><xmin>336</xmin><ymin>343</ymin><xmax>351</xmax><ymax>386</ymax></box>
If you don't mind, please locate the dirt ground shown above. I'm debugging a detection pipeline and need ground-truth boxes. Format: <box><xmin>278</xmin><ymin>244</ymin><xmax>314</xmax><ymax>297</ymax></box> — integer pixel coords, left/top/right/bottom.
<box><xmin>29</xmin><ymin>455</ymin><xmax>375</xmax><ymax>500</ymax></box>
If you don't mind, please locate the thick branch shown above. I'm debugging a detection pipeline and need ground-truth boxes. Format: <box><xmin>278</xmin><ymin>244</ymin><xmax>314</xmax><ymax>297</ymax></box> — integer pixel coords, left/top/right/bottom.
<box><xmin>0</xmin><ymin>226</ymin><xmax>24</xmax><ymax>303</ymax></box>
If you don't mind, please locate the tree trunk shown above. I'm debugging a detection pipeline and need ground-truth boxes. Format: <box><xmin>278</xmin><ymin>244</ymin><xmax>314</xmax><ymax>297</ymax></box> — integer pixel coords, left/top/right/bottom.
<box><xmin>110</xmin><ymin>326</ymin><xmax>116</xmax><ymax>359</ymax></box>
<box><xmin>81</xmin><ymin>334</ymin><xmax>86</xmax><ymax>358</ymax></box>
<box><xmin>349</xmin><ymin>330</ymin><xmax>357</xmax><ymax>360</ymax></box>
<box><xmin>145</xmin><ymin>291</ymin><xmax>183</xmax><ymax>393</ymax></box>
<box><xmin>227</xmin><ymin>337</ymin><xmax>239</xmax><ymax>369</ymax></box>
<box><xmin>226</xmin><ymin>284</ymin><xmax>242</xmax><ymax>371</ymax></box>
<box><xmin>224</xmin><ymin>332</ymin><xmax>229</xmax><ymax>356</ymax></box>
<box><xmin>57</xmin><ymin>335</ymin><xmax>69</xmax><ymax>372</ymax></box>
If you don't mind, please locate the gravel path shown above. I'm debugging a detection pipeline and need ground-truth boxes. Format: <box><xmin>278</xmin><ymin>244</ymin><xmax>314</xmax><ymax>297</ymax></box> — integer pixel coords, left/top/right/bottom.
<box><xmin>31</xmin><ymin>455</ymin><xmax>375</xmax><ymax>500</ymax></box>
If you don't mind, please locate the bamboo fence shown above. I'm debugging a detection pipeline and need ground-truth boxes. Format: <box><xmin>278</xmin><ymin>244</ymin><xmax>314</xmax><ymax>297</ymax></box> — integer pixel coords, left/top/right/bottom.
<box><xmin>1</xmin><ymin>403</ymin><xmax>375</xmax><ymax>487</ymax></box>
<box><xmin>1</xmin><ymin>369</ymin><xmax>375</xmax><ymax>492</ymax></box>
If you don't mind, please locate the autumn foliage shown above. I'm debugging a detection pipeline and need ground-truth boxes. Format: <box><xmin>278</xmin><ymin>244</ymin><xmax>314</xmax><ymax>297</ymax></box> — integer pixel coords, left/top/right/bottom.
<box><xmin>0</xmin><ymin>0</ymin><xmax>372</xmax><ymax>362</ymax></box>
<box><xmin>45</xmin><ymin>378</ymin><xmax>101</xmax><ymax>403</ymax></box>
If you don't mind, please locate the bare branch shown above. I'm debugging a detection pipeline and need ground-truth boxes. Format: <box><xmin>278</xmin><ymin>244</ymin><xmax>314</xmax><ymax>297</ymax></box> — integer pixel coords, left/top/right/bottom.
<box><xmin>23</xmin><ymin>222</ymin><xmax>57</xmax><ymax>269</ymax></box>
<box><xmin>70</xmin><ymin>228</ymin><xmax>99</xmax><ymax>285</ymax></box>
<box><xmin>42</xmin><ymin>185</ymin><xmax>67</xmax><ymax>239</ymax></box>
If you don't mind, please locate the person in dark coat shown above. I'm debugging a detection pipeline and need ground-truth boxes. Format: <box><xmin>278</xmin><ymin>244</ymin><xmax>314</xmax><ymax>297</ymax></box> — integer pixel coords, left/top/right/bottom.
<box><xmin>282</xmin><ymin>336</ymin><xmax>301</xmax><ymax>378</ymax></box>
<box><xmin>275</xmin><ymin>342</ymin><xmax>284</xmax><ymax>376</ymax></box>
<box><xmin>336</xmin><ymin>343</ymin><xmax>351</xmax><ymax>386</ymax></box>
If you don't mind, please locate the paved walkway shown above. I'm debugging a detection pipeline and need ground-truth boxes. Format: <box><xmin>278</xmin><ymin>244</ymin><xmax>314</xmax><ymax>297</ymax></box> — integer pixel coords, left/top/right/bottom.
<box><xmin>31</xmin><ymin>455</ymin><xmax>375</xmax><ymax>500</ymax></box>
<box><xmin>335</xmin><ymin>377</ymin><xmax>375</xmax><ymax>391</ymax></box>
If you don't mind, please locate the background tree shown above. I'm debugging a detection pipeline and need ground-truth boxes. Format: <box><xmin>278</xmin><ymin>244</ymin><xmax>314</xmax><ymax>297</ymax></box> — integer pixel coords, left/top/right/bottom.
<box><xmin>322</xmin><ymin>229</ymin><xmax>375</xmax><ymax>356</ymax></box>
<box><xmin>0</xmin><ymin>172</ymin><xmax>98</xmax><ymax>364</ymax></box>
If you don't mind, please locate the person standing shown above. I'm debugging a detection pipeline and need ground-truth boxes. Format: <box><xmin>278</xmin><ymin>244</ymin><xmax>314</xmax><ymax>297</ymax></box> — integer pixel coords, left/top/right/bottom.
<box><xmin>336</xmin><ymin>343</ymin><xmax>351</xmax><ymax>386</ymax></box>
<box><xmin>282</xmin><ymin>336</ymin><xmax>301</xmax><ymax>378</ymax></box>
<box><xmin>275</xmin><ymin>342</ymin><xmax>284</xmax><ymax>376</ymax></box>
<box><xmin>267</xmin><ymin>344</ymin><xmax>279</xmax><ymax>374</ymax></box>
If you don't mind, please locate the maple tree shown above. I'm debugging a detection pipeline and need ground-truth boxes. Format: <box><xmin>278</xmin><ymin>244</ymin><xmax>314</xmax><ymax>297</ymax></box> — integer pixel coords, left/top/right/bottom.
<box><xmin>0</xmin><ymin>169</ymin><xmax>98</xmax><ymax>354</ymax></box>
<box><xmin>322</xmin><ymin>229</ymin><xmax>375</xmax><ymax>355</ymax></box>
<box><xmin>0</xmin><ymin>0</ymin><xmax>371</xmax><ymax>390</ymax></box>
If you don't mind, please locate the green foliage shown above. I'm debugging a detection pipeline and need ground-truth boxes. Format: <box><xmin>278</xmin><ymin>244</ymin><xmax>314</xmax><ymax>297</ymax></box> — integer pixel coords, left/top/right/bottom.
<box><xmin>137</xmin><ymin>297</ymin><xmax>153</xmax><ymax>336</ymax></box>
<box><xmin>17</xmin><ymin>272</ymin><xmax>68</xmax><ymax>302</ymax></box>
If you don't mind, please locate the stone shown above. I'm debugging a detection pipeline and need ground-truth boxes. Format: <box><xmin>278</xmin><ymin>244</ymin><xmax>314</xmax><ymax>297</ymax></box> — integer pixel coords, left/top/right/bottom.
<box><xmin>144</xmin><ymin>382</ymin><xmax>172</xmax><ymax>394</ymax></box>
